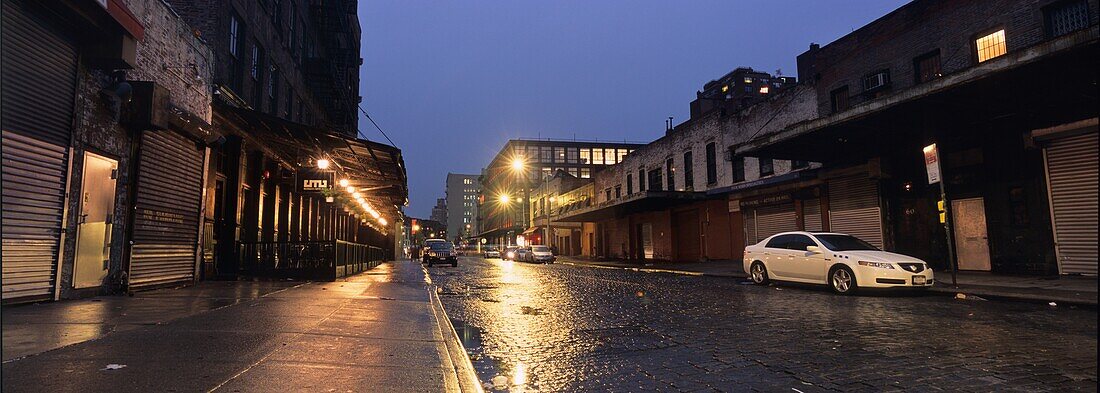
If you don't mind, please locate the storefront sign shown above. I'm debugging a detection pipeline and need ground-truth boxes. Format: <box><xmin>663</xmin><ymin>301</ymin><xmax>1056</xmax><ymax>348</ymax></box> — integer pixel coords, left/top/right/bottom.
<box><xmin>739</xmin><ymin>193</ymin><xmax>792</xmax><ymax>208</ymax></box>
<box><xmin>923</xmin><ymin>143</ymin><xmax>941</xmax><ymax>184</ymax></box>
<box><xmin>728</xmin><ymin>199</ymin><xmax>740</xmax><ymax>212</ymax></box>
<box><xmin>296</xmin><ymin>170</ymin><xmax>334</xmax><ymax>194</ymax></box>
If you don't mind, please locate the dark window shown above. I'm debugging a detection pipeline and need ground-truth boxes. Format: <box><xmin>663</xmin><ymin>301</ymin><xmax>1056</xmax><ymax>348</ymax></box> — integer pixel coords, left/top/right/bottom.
<box><xmin>785</xmin><ymin>235</ymin><xmax>816</xmax><ymax>251</ymax></box>
<box><xmin>705</xmin><ymin>142</ymin><xmax>717</xmax><ymax>184</ymax></box>
<box><xmin>289</xmin><ymin>6</ymin><xmax>297</xmax><ymax>55</ymax></box>
<box><xmin>251</xmin><ymin>44</ymin><xmax>264</xmax><ymax>107</ymax></box>
<box><xmin>284</xmin><ymin>87</ymin><xmax>293</xmax><ymax>119</ymax></box>
<box><xmin>759</xmin><ymin>158</ymin><xmax>774</xmax><ymax>177</ymax></box>
<box><xmin>605</xmin><ymin>189</ymin><xmax>612</xmax><ymax>201</ymax></box>
<box><xmin>1045</xmin><ymin>0</ymin><xmax>1090</xmax><ymax>37</ymax></box>
<box><xmin>791</xmin><ymin>160</ymin><xmax>808</xmax><ymax>169</ymax></box>
<box><xmin>296</xmin><ymin>98</ymin><xmax>303</xmax><ymax>122</ymax></box>
<box><xmin>272</xmin><ymin>0</ymin><xmax>283</xmax><ymax>30</ymax></box>
<box><xmin>914</xmin><ymin>50</ymin><xmax>942</xmax><ymax>84</ymax></box>
<box><xmin>862</xmin><ymin>69</ymin><xmax>890</xmax><ymax>92</ymax></box>
<box><xmin>830</xmin><ymin>86</ymin><xmax>849</xmax><ymax>113</ymax></box>
<box><xmin>683</xmin><ymin>151</ymin><xmax>694</xmax><ymax>191</ymax></box>
<box><xmin>815</xmin><ymin>234</ymin><xmax>879</xmax><ymax>251</ymax></box>
<box><xmin>227</xmin><ymin>15</ymin><xmax>244</xmax><ymax>91</ymax></box>
<box><xmin>638</xmin><ymin>169</ymin><xmax>646</xmax><ymax>191</ymax></box>
<box><xmin>765</xmin><ymin>234</ymin><xmax>795</xmax><ymax>249</ymax></box>
<box><xmin>732</xmin><ymin>156</ymin><xmax>745</xmax><ymax>182</ymax></box>
<box><xmin>626</xmin><ymin>174</ymin><xmax>633</xmax><ymax>195</ymax></box>
<box><xmin>229</xmin><ymin>15</ymin><xmax>241</xmax><ymax>57</ymax></box>
<box><xmin>268</xmin><ymin>66</ymin><xmax>279</xmax><ymax>114</ymax></box>
<box><xmin>614</xmin><ymin>185</ymin><xmax>621</xmax><ymax>198</ymax></box>
<box><xmin>648</xmin><ymin>169</ymin><xmax>662</xmax><ymax>192</ymax></box>
<box><xmin>665</xmin><ymin>158</ymin><xmax>675</xmax><ymax>191</ymax></box>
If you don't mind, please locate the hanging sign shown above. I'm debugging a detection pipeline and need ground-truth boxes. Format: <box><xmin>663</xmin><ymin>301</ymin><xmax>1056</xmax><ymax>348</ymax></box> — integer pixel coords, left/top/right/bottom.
<box><xmin>923</xmin><ymin>143</ymin><xmax>941</xmax><ymax>184</ymax></box>
<box><xmin>296</xmin><ymin>170</ymin><xmax>334</xmax><ymax>194</ymax></box>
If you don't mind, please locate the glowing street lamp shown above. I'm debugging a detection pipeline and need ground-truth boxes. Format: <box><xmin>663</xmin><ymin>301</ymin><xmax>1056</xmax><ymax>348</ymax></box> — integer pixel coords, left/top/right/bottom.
<box><xmin>316</xmin><ymin>158</ymin><xmax>330</xmax><ymax>170</ymax></box>
<box><xmin>338</xmin><ymin>178</ymin><xmax>349</xmax><ymax>187</ymax></box>
<box><xmin>499</xmin><ymin>194</ymin><xmax>511</xmax><ymax>204</ymax></box>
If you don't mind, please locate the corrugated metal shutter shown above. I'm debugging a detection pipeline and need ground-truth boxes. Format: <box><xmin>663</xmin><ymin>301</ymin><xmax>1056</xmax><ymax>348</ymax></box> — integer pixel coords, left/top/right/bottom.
<box><xmin>128</xmin><ymin>131</ymin><xmax>205</xmax><ymax>289</ymax></box>
<box><xmin>1</xmin><ymin>1</ymin><xmax>77</xmax><ymax>303</ymax></box>
<box><xmin>803</xmin><ymin>199</ymin><xmax>823</xmax><ymax>232</ymax></box>
<box><xmin>828</xmin><ymin>176</ymin><xmax>883</xmax><ymax>248</ymax></box>
<box><xmin>743</xmin><ymin>210</ymin><xmax>757</xmax><ymax>246</ymax></box>
<box><xmin>755</xmin><ymin>203</ymin><xmax>797</xmax><ymax>241</ymax></box>
<box><xmin>1045</xmin><ymin>131</ymin><xmax>1098</xmax><ymax>275</ymax></box>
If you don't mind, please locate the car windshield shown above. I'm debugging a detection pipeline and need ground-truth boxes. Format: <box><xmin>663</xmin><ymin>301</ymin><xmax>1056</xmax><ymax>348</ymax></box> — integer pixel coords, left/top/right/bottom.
<box><xmin>429</xmin><ymin>242</ymin><xmax>453</xmax><ymax>250</ymax></box>
<box><xmin>531</xmin><ymin>246</ymin><xmax>550</xmax><ymax>252</ymax></box>
<box><xmin>814</xmin><ymin>234</ymin><xmax>879</xmax><ymax>251</ymax></box>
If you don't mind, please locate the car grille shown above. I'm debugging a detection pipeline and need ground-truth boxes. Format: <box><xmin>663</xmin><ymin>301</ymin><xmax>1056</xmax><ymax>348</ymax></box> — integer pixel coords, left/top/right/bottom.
<box><xmin>897</xmin><ymin>263</ymin><xmax>925</xmax><ymax>273</ymax></box>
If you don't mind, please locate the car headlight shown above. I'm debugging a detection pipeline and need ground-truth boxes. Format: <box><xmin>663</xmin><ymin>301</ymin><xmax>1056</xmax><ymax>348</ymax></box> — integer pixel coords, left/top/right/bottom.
<box><xmin>857</xmin><ymin>261</ymin><xmax>894</xmax><ymax>269</ymax></box>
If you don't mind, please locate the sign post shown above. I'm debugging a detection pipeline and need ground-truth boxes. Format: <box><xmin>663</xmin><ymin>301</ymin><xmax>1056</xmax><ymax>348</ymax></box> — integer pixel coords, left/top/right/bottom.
<box><xmin>924</xmin><ymin>143</ymin><xmax>957</xmax><ymax>287</ymax></box>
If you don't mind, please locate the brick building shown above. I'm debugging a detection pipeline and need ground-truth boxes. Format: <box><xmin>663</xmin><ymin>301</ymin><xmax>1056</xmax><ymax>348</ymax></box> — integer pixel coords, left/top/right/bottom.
<box><xmin>689</xmin><ymin>67</ymin><xmax>797</xmax><ymax>120</ymax></box>
<box><xmin>740</xmin><ymin>0</ymin><xmax>1098</xmax><ymax>275</ymax></box>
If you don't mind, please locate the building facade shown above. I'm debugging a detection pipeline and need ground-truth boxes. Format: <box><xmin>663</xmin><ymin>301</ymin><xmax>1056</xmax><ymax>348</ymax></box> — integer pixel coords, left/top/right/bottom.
<box><xmin>473</xmin><ymin>139</ymin><xmax>645</xmax><ymax>247</ymax></box>
<box><xmin>739</xmin><ymin>0</ymin><xmax>1098</xmax><ymax>276</ymax></box>
<box><xmin>445</xmin><ymin>173</ymin><xmax>480</xmax><ymax>243</ymax></box>
<box><xmin>689</xmin><ymin>67</ymin><xmax>797</xmax><ymax>120</ymax></box>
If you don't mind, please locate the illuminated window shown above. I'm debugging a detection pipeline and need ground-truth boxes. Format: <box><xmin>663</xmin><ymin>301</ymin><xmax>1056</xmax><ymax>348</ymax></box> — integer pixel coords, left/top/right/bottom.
<box><xmin>759</xmin><ymin>86</ymin><xmax>769</xmax><ymax>94</ymax></box>
<box><xmin>592</xmin><ymin>149</ymin><xmax>604</xmax><ymax>165</ymax></box>
<box><xmin>605</xmin><ymin>148</ymin><xmax>616</xmax><ymax>164</ymax></box>
<box><xmin>617</xmin><ymin>149</ymin><xmax>628</xmax><ymax>162</ymax></box>
<box><xmin>555</xmin><ymin>147</ymin><xmax>566</xmax><ymax>163</ymax></box>
<box><xmin>975</xmin><ymin>30</ymin><xmax>1006</xmax><ymax>63</ymax></box>
<box><xmin>743</xmin><ymin>77</ymin><xmax>753</xmax><ymax>84</ymax></box>
<box><xmin>580</xmin><ymin>168</ymin><xmax>591</xmax><ymax>178</ymax></box>
<box><xmin>579</xmin><ymin>149</ymin><xmax>591</xmax><ymax>164</ymax></box>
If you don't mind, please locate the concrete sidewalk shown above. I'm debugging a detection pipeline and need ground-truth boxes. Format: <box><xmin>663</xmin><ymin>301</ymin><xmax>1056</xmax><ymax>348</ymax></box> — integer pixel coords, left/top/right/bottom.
<box><xmin>557</xmin><ymin>256</ymin><xmax>1098</xmax><ymax>306</ymax></box>
<box><xmin>2</xmin><ymin>260</ymin><xmax>481</xmax><ymax>392</ymax></box>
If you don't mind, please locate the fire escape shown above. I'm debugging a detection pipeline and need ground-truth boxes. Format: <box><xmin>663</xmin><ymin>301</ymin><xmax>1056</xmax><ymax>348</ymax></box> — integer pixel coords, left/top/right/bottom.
<box><xmin>306</xmin><ymin>0</ymin><xmax>361</xmax><ymax>137</ymax></box>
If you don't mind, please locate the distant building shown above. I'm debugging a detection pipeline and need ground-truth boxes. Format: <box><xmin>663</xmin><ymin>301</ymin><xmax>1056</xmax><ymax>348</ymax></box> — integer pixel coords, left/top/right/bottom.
<box><xmin>430</xmin><ymin>198</ymin><xmax>448</xmax><ymax>229</ymax></box>
<box><xmin>475</xmin><ymin>139</ymin><xmax>646</xmax><ymax>246</ymax></box>
<box><xmin>445</xmin><ymin>173</ymin><xmax>480</xmax><ymax>243</ymax></box>
<box><xmin>689</xmin><ymin>67</ymin><xmax>796</xmax><ymax>121</ymax></box>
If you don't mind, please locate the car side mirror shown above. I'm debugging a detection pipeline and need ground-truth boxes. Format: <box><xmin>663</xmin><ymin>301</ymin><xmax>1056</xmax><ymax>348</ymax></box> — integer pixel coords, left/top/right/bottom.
<box><xmin>806</xmin><ymin>245</ymin><xmax>823</xmax><ymax>254</ymax></box>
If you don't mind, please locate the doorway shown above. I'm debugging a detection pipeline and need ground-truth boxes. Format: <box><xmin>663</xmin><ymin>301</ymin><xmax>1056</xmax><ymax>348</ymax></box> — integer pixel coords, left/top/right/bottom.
<box><xmin>952</xmin><ymin>197</ymin><xmax>991</xmax><ymax>271</ymax></box>
<box><xmin>73</xmin><ymin>152</ymin><xmax>118</xmax><ymax>289</ymax></box>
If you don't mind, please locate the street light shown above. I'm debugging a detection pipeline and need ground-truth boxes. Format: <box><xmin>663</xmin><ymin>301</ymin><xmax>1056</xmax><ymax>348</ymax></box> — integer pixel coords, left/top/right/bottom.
<box><xmin>499</xmin><ymin>194</ymin><xmax>511</xmax><ymax>204</ymax></box>
<box><xmin>509</xmin><ymin>155</ymin><xmax>530</xmax><ymax>238</ymax></box>
<box><xmin>316</xmin><ymin>158</ymin><xmax>330</xmax><ymax>170</ymax></box>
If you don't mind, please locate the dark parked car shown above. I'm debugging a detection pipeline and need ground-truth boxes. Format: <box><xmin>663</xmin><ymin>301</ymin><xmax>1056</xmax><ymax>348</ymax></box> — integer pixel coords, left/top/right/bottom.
<box><xmin>425</xmin><ymin>242</ymin><xmax>458</xmax><ymax>267</ymax></box>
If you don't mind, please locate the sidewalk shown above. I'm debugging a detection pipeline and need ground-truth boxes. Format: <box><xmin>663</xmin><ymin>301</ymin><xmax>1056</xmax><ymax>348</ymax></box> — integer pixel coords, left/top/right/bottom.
<box><xmin>1</xmin><ymin>260</ymin><xmax>481</xmax><ymax>392</ymax></box>
<box><xmin>556</xmin><ymin>256</ymin><xmax>1098</xmax><ymax>306</ymax></box>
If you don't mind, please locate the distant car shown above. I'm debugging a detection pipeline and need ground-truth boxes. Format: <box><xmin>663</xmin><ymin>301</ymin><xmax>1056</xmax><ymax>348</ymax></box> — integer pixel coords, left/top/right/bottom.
<box><xmin>484</xmin><ymin>248</ymin><xmax>501</xmax><ymax>258</ymax></box>
<box><xmin>525</xmin><ymin>245</ymin><xmax>555</xmax><ymax>263</ymax></box>
<box><xmin>422</xmin><ymin>239</ymin><xmax>447</xmax><ymax>263</ymax></box>
<box><xmin>502</xmin><ymin>247</ymin><xmax>519</xmax><ymax>261</ymax></box>
<box><xmin>743</xmin><ymin>232</ymin><xmax>934</xmax><ymax>294</ymax></box>
<box><xmin>424</xmin><ymin>241</ymin><xmax>458</xmax><ymax>267</ymax></box>
<box><xmin>514</xmin><ymin>247</ymin><xmax>531</xmax><ymax>262</ymax></box>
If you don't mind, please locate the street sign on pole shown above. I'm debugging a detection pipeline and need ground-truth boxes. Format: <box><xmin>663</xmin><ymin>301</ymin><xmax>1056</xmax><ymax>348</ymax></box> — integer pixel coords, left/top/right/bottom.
<box><xmin>925</xmin><ymin>143</ymin><xmax>958</xmax><ymax>287</ymax></box>
<box><xmin>923</xmin><ymin>143</ymin><xmax>941</xmax><ymax>184</ymax></box>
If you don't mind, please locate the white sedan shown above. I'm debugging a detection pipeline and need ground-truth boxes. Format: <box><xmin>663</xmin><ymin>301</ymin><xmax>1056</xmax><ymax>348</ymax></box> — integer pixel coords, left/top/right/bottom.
<box><xmin>743</xmin><ymin>232</ymin><xmax>934</xmax><ymax>294</ymax></box>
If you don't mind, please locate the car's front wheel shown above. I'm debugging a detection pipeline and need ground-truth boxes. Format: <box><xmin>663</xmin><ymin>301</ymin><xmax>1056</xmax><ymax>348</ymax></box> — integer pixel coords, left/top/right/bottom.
<box><xmin>749</xmin><ymin>261</ymin><xmax>769</xmax><ymax>285</ymax></box>
<box><xmin>829</xmin><ymin>266</ymin><xmax>857</xmax><ymax>295</ymax></box>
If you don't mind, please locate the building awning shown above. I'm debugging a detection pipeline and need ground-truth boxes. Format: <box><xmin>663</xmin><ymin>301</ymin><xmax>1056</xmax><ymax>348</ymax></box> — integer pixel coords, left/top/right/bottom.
<box><xmin>473</xmin><ymin>226</ymin><xmax>518</xmax><ymax>240</ymax></box>
<box><xmin>735</xmin><ymin>30</ymin><xmax>1098</xmax><ymax>163</ymax></box>
<box><xmin>521</xmin><ymin>226</ymin><xmax>541</xmax><ymax>236</ymax></box>
<box><xmin>554</xmin><ymin>191</ymin><xmax>708</xmax><ymax>222</ymax></box>
<box><xmin>213</xmin><ymin>103</ymin><xmax>408</xmax><ymax>224</ymax></box>
<box><xmin>706</xmin><ymin>169</ymin><xmax>817</xmax><ymax>196</ymax></box>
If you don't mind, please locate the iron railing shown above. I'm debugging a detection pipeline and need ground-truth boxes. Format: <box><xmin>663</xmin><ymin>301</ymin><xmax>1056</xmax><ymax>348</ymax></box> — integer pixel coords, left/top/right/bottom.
<box><xmin>238</xmin><ymin>240</ymin><xmax>384</xmax><ymax>280</ymax></box>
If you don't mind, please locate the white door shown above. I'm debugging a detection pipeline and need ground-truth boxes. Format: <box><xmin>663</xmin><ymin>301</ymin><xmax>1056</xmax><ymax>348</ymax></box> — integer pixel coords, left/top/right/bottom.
<box><xmin>73</xmin><ymin>152</ymin><xmax>118</xmax><ymax>288</ymax></box>
<box><xmin>952</xmin><ymin>197</ymin><xmax>991</xmax><ymax>271</ymax></box>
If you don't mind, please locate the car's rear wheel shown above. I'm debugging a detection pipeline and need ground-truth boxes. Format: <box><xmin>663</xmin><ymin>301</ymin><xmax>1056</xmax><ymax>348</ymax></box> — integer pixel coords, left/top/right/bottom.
<box><xmin>749</xmin><ymin>262</ymin><xmax>769</xmax><ymax>285</ymax></box>
<box><xmin>829</xmin><ymin>266</ymin><xmax>857</xmax><ymax>295</ymax></box>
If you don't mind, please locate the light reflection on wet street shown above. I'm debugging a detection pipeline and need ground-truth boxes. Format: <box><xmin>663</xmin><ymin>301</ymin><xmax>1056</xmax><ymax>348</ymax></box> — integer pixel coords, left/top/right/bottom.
<box><xmin>429</xmin><ymin>256</ymin><xmax>1097</xmax><ymax>392</ymax></box>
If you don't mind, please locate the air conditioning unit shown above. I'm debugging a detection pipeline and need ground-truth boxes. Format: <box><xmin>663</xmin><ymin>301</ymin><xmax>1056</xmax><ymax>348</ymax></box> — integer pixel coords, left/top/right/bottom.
<box><xmin>863</xmin><ymin>71</ymin><xmax>890</xmax><ymax>92</ymax></box>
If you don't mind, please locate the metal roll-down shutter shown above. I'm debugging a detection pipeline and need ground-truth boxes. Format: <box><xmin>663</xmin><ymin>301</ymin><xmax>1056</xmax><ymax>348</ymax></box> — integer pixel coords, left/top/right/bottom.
<box><xmin>1045</xmin><ymin>131</ymin><xmax>1098</xmax><ymax>275</ymax></box>
<box><xmin>803</xmin><ymin>198</ymin><xmax>823</xmax><ymax>232</ymax></box>
<box><xmin>828</xmin><ymin>176</ymin><xmax>883</xmax><ymax>248</ymax></box>
<box><xmin>128</xmin><ymin>131</ymin><xmax>205</xmax><ymax>289</ymax></box>
<box><xmin>755</xmin><ymin>203</ymin><xmax>797</xmax><ymax>241</ymax></box>
<box><xmin>1</xmin><ymin>0</ymin><xmax>77</xmax><ymax>302</ymax></box>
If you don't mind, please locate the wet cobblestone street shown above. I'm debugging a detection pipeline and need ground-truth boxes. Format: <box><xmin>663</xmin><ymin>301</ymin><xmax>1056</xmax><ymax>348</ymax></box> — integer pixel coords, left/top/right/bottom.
<box><xmin>428</xmin><ymin>257</ymin><xmax>1097</xmax><ymax>392</ymax></box>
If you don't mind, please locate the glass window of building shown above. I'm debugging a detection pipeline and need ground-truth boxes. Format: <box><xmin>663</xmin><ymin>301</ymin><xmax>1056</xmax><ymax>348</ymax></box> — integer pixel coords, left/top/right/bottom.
<box><xmin>527</xmin><ymin>146</ymin><xmax>538</xmax><ymax>161</ymax></box>
<box><xmin>732</xmin><ymin>157</ymin><xmax>745</xmax><ymax>182</ymax></box>
<box><xmin>566</xmin><ymin>148</ymin><xmax>578</xmax><ymax>163</ymax></box>
<box><xmin>759</xmin><ymin>157</ymin><xmax>774</xmax><ymax>176</ymax></box>
<box><xmin>555</xmin><ymin>147</ymin><xmax>566</xmax><ymax>163</ymax></box>
<box><xmin>617</xmin><ymin>149</ymin><xmax>628</xmax><ymax>162</ymax></box>
<box><xmin>626</xmin><ymin>174</ymin><xmax>633</xmax><ymax>194</ymax></box>
<box><xmin>579</xmin><ymin>148</ymin><xmax>591</xmax><ymax>164</ymax></box>
<box><xmin>541</xmin><ymin>167</ymin><xmax>552</xmax><ymax>180</ymax></box>
<box><xmin>540</xmin><ymin>147</ymin><xmax>552</xmax><ymax>163</ymax></box>
<box><xmin>605</xmin><ymin>149</ymin><xmax>617</xmax><ymax>164</ymax></box>
<box><xmin>683</xmin><ymin>151</ymin><xmax>694</xmax><ymax>191</ymax></box>
<box><xmin>638</xmin><ymin>168</ymin><xmax>646</xmax><ymax>191</ymax></box>
<box><xmin>568</xmin><ymin>168</ymin><xmax>579</xmax><ymax>177</ymax></box>
<box><xmin>592</xmin><ymin>148</ymin><xmax>604</xmax><ymax>165</ymax></box>
<box><xmin>665</xmin><ymin>158</ymin><xmax>675</xmax><ymax>191</ymax></box>
<box><xmin>705</xmin><ymin>142</ymin><xmax>717</xmax><ymax>184</ymax></box>
<box><xmin>580</xmin><ymin>168</ymin><xmax>591</xmax><ymax>178</ymax></box>
<box><xmin>975</xmin><ymin>29</ymin><xmax>1006</xmax><ymax>63</ymax></box>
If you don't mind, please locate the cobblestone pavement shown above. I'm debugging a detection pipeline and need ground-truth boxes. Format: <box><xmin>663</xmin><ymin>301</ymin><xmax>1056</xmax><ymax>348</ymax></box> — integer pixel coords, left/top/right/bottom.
<box><xmin>428</xmin><ymin>256</ymin><xmax>1098</xmax><ymax>392</ymax></box>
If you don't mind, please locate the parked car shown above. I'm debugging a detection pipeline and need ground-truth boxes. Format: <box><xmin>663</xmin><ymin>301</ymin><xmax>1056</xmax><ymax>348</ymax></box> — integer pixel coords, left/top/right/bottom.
<box><xmin>484</xmin><ymin>248</ymin><xmax>501</xmax><ymax>258</ymax></box>
<box><xmin>502</xmin><ymin>247</ymin><xmax>519</xmax><ymax>261</ymax></box>
<box><xmin>743</xmin><ymin>232</ymin><xmax>934</xmax><ymax>294</ymax></box>
<box><xmin>524</xmin><ymin>245</ymin><xmax>555</xmax><ymax>263</ymax></box>
<box><xmin>424</xmin><ymin>241</ymin><xmax>458</xmax><ymax>267</ymax></box>
<box><xmin>422</xmin><ymin>239</ymin><xmax>447</xmax><ymax>263</ymax></box>
<box><xmin>513</xmin><ymin>247</ymin><xmax>531</xmax><ymax>262</ymax></box>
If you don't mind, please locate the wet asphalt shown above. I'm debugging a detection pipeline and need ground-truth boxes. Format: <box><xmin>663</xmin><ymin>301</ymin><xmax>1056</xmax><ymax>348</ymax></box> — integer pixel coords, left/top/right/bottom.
<box><xmin>429</xmin><ymin>256</ymin><xmax>1098</xmax><ymax>392</ymax></box>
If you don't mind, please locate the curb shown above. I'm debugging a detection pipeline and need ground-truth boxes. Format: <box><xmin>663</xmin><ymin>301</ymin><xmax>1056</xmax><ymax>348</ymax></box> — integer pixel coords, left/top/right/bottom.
<box><xmin>558</xmin><ymin>260</ymin><xmax>1096</xmax><ymax>307</ymax></box>
<box><xmin>428</xmin><ymin>285</ymin><xmax>485</xmax><ymax>393</ymax></box>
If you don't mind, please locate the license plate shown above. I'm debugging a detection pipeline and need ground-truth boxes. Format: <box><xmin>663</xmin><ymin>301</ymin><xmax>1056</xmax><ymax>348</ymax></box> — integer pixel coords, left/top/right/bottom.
<box><xmin>912</xmin><ymin>276</ymin><xmax>927</xmax><ymax>285</ymax></box>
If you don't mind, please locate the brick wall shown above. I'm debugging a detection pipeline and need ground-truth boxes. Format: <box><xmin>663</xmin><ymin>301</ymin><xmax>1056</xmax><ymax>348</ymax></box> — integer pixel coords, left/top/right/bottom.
<box><xmin>798</xmin><ymin>0</ymin><xmax>1100</xmax><ymax>115</ymax></box>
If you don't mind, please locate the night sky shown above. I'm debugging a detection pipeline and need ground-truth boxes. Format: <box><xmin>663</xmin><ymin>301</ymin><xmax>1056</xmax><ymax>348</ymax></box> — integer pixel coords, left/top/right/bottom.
<box><xmin>359</xmin><ymin>0</ymin><xmax>909</xmax><ymax>218</ymax></box>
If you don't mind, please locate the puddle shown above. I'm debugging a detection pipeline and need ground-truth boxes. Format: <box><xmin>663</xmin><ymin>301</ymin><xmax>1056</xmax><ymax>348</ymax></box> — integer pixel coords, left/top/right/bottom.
<box><xmin>451</xmin><ymin>319</ymin><xmax>531</xmax><ymax>392</ymax></box>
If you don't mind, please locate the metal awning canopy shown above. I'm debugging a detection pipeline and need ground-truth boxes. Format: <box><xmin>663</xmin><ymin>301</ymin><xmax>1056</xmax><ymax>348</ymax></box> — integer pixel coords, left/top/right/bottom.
<box><xmin>736</xmin><ymin>29</ymin><xmax>1098</xmax><ymax>164</ymax></box>
<box><xmin>213</xmin><ymin>104</ymin><xmax>408</xmax><ymax>222</ymax></box>
<box><xmin>554</xmin><ymin>191</ymin><xmax>707</xmax><ymax>222</ymax></box>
